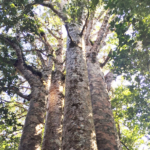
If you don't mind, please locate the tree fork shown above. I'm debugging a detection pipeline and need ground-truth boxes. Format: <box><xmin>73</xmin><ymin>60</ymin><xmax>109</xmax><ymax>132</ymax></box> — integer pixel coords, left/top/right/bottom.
<box><xmin>62</xmin><ymin>24</ymin><xmax>98</xmax><ymax>150</ymax></box>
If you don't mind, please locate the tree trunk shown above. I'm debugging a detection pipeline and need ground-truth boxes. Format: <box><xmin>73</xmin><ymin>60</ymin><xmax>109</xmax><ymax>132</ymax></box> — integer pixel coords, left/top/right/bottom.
<box><xmin>42</xmin><ymin>71</ymin><xmax>64</xmax><ymax>150</ymax></box>
<box><xmin>18</xmin><ymin>56</ymin><xmax>53</xmax><ymax>150</ymax></box>
<box><xmin>18</xmin><ymin>84</ymin><xmax>48</xmax><ymax>150</ymax></box>
<box><xmin>86</xmin><ymin>49</ymin><xmax>121</xmax><ymax>150</ymax></box>
<box><xmin>42</xmin><ymin>38</ymin><xmax>64</xmax><ymax>150</ymax></box>
<box><xmin>62</xmin><ymin>24</ymin><xmax>98</xmax><ymax>150</ymax></box>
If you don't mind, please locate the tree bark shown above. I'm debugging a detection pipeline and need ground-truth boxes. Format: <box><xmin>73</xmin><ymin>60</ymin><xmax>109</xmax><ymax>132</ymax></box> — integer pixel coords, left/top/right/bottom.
<box><xmin>42</xmin><ymin>71</ymin><xmax>64</xmax><ymax>150</ymax></box>
<box><xmin>86</xmin><ymin>47</ymin><xmax>121</xmax><ymax>150</ymax></box>
<box><xmin>18</xmin><ymin>55</ymin><xmax>53</xmax><ymax>150</ymax></box>
<box><xmin>42</xmin><ymin>39</ymin><xmax>64</xmax><ymax>150</ymax></box>
<box><xmin>62</xmin><ymin>24</ymin><xmax>98</xmax><ymax>150</ymax></box>
<box><xmin>0</xmin><ymin>33</ymin><xmax>53</xmax><ymax>150</ymax></box>
<box><xmin>18</xmin><ymin>84</ymin><xmax>48</xmax><ymax>150</ymax></box>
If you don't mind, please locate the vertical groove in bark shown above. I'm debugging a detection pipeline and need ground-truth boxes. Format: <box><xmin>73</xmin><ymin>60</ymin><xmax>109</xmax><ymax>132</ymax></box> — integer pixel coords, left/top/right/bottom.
<box><xmin>86</xmin><ymin>50</ymin><xmax>121</xmax><ymax>150</ymax></box>
<box><xmin>62</xmin><ymin>24</ymin><xmax>98</xmax><ymax>150</ymax></box>
<box><xmin>42</xmin><ymin>38</ymin><xmax>64</xmax><ymax>150</ymax></box>
<box><xmin>18</xmin><ymin>85</ymin><xmax>47</xmax><ymax>150</ymax></box>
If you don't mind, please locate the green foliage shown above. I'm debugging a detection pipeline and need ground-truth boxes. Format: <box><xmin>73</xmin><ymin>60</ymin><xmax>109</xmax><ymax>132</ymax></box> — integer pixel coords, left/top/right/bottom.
<box><xmin>0</xmin><ymin>0</ymin><xmax>41</xmax><ymax>35</ymax></box>
<box><xmin>63</xmin><ymin>0</ymin><xmax>100</xmax><ymax>22</ymax></box>
<box><xmin>90</xmin><ymin>0</ymin><xmax>99</xmax><ymax>10</ymax></box>
<box><xmin>0</xmin><ymin>97</ymin><xmax>27</xmax><ymax>150</ymax></box>
<box><xmin>0</xmin><ymin>46</ymin><xmax>18</xmax><ymax>95</ymax></box>
<box><xmin>0</xmin><ymin>2</ymin><xmax>40</xmax><ymax>148</ymax></box>
<box><xmin>63</xmin><ymin>0</ymin><xmax>86</xmax><ymax>22</ymax></box>
<box><xmin>105</xmin><ymin>0</ymin><xmax>150</xmax><ymax>54</ymax></box>
<box><xmin>104</xmin><ymin>0</ymin><xmax>150</xmax><ymax>111</ymax></box>
<box><xmin>112</xmin><ymin>84</ymin><xmax>150</xmax><ymax>149</ymax></box>
<box><xmin>103</xmin><ymin>1</ymin><xmax>150</xmax><ymax>148</ymax></box>
<box><xmin>35</xmin><ymin>0</ymin><xmax>43</xmax><ymax>3</ymax></box>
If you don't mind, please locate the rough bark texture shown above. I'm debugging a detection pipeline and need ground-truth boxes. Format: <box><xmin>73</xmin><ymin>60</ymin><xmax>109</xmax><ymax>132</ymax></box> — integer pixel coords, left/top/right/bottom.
<box><xmin>86</xmin><ymin>48</ymin><xmax>121</xmax><ymax>150</ymax></box>
<box><xmin>17</xmin><ymin>50</ymin><xmax>53</xmax><ymax>150</ymax></box>
<box><xmin>0</xmin><ymin>33</ymin><xmax>53</xmax><ymax>150</ymax></box>
<box><xmin>18</xmin><ymin>84</ymin><xmax>48</xmax><ymax>150</ymax></box>
<box><xmin>62</xmin><ymin>24</ymin><xmax>98</xmax><ymax>150</ymax></box>
<box><xmin>42</xmin><ymin>71</ymin><xmax>64</xmax><ymax>150</ymax></box>
<box><xmin>18</xmin><ymin>65</ymin><xmax>52</xmax><ymax>150</ymax></box>
<box><xmin>42</xmin><ymin>39</ymin><xmax>64</xmax><ymax>150</ymax></box>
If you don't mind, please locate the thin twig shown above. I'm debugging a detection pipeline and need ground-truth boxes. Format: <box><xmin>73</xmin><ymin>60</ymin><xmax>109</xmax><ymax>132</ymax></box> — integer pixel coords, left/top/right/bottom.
<box><xmin>121</xmin><ymin>141</ymin><xmax>130</xmax><ymax>150</ymax></box>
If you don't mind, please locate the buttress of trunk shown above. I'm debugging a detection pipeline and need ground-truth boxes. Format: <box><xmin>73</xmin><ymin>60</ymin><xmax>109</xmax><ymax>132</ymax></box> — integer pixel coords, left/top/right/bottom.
<box><xmin>42</xmin><ymin>71</ymin><xmax>64</xmax><ymax>150</ymax></box>
<box><xmin>62</xmin><ymin>24</ymin><xmax>98</xmax><ymax>150</ymax></box>
<box><xmin>18</xmin><ymin>85</ymin><xmax>48</xmax><ymax>150</ymax></box>
<box><xmin>86</xmin><ymin>54</ymin><xmax>122</xmax><ymax>150</ymax></box>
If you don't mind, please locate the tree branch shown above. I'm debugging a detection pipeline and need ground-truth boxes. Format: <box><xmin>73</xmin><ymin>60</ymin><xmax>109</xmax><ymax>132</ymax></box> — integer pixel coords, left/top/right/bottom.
<box><xmin>0</xmin><ymin>98</ymin><xmax>28</xmax><ymax>107</ymax></box>
<box><xmin>85</xmin><ymin>11</ymin><xmax>95</xmax><ymax>45</ymax></box>
<box><xmin>0</xmin><ymin>35</ymin><xmax>25</xmax><ymax>64</ymax></box>
<box><xmin>47</xmin><ymin>28</ymin><xmax>62</xmax><ymax>40</ymax></box>
<box><xmin>11</xmin><ymin>86</ymin><xmax>30</xmax><ymax>100</ymax></box>
<box><xmin>23</xmin><ymin>49</ymin><xmax>47</xmax><ymax>55</ymax></box>
<box><xmin>86</xmin><ymin>10</ymin><xmax>105</xmax><ymax>42</ymax></box>
<box><xmin>0</xmin><ymin>34</ymin><xmax>42</xmax><ymax>84</ymax></box>
<box><xmin>39</xmin><ymin>1</ymin><xmax>67</xmax><ymax>22</ymax></box>
<box><xmin>92</xmin><ymin>11</ymin><xmax>110</xmax><ymax>53</ymax></box>
<box><xmin>100</xmin><ymin>49</ymin><xmax>112</xmax><ymax>68</ymax></box>
<box><xmin>16</xmin><ymin>115</ymin><xmax>27</xmax><ymax>120</ymax></box>
<box><xmin>14</xmin><ymin>104</ymin><xmax>28</xmax><ymax>112</ymax></box>
<box><xmin>34</xmin><ymin>13</ymin><xmax>62</xmax><ymax>40</ymax></box>
<box><xmin>36</xmin><ymin>50</ymin><xmax>46</xmax><ymax>68</ymax></box>
<box><xmin>80</xmin><ymin>10</ymin><xmax>89</xmax><ymax>36</ymax></box>
<box><xmin>121</xmin><ymin>141</ymin><xmax>130</xmax><ymax>150</ymax></box>
<box><xmin>93</xmin><ymin>10</ymin><xmax>105</xmax><ymax>27</ymax></box>
<box><xmin>41</xmin><ymin>34</ymin><xmax>54</xmax><ymax>55</ymax></box>
<box><xmin>1</xmin><ymin>86</ymin><xmax>30</xmax><ymax>100</ymax></box>
<box><xmin>64</xmin><ymin>23</ymin><xmax>75</xmax><ymax>44</ymax></box>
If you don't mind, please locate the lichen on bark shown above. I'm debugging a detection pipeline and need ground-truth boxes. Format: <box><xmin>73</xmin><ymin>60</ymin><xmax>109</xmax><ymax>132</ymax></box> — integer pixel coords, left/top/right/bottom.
<box><xmin>62</xmin><ymin>24</ymin><xmax>98</xmax><ymax>150</ymax></box>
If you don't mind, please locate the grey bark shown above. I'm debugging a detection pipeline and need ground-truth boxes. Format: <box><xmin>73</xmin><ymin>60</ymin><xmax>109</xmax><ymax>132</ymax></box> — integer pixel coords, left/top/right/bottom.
<box><xmin>18</xmin><ymin>61</ymin><xmax>53</xmax><ymax>150</ymax></box>
<box><xmin>0</xmin><ymin>33</ymin><xmax>53</xmax><ymax>150</ymax></box>
<box><xmin>62</xmin><ymin>24</ymin><xmax>98</xmax><ymax>150</ymax></box>
<box><xmin>42</xmin><ymin>71</ymin><xmax>64</xmax><ymax>150</ymax></box>
<box><xmin>42</xmin><ymin>39</ymin><xmax>64</xmax><ymax>150</ymax></box>
<box><xmin>17</xmin><ymin>44</ymin><xmax>53</xmax><ymax>150</ymax></box>
<box><xmin>84</xmin><ymin>10</ymin><xmax>122</xmax><ymax>149</ymax></box>
<box><xmin>18</xmin><ymin>85</ymin><xmax>48</xmax><ymax>150</ymax></box>
<box><xmin>86</xmin><ymin>54</ymin><xmax>121</xmax><ymax>150</ymax></box>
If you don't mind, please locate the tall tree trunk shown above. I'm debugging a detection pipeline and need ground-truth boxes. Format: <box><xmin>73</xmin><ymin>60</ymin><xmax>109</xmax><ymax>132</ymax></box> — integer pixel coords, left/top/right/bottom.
<box><xmin>18</xmin><ymin>84</ymin><xmax>48</xmax><ymax>150</ymax></box>
<box><xmin>1</xmin><ymin>33</ymin><xmax>53</xmax><ymax>150</ymax></box>
<box><xmin>42</xmin><ymin>71</ymin><xmax>64</xmax><ymax>150</ymax></box>
<box><xmin>42</xmin><ymin>38</ymin><xmax>64</xmax><ymax>150</ymax></box>
<box><xmin>18</xmin><ymin>58</ymin><xmax>53</xmax><ymax>150</ymax></box>
<box><xmin>62</xmin><ymin>24</ymin><xmax>98</xmax><ymax>150</ymax></box>
<box><xmin>86</xmin><ymin>47</ymin><xmax>121</xmax><ymax>150</ymax></box>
